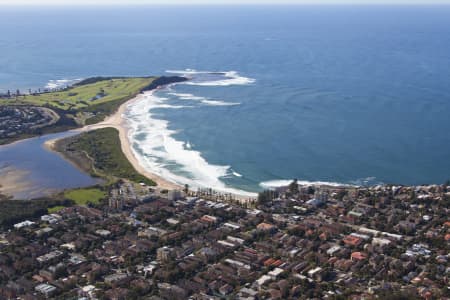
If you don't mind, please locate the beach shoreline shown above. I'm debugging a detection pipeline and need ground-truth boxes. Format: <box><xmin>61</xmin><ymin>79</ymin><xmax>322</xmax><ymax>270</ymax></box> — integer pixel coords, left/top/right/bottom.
<box><xmin>46</xmin><ymin>89</ymin><xmax>257</xmax><ymax>200</ymax></box>
<box><xmin>45</xmin><ymin>90</ymin><xmax>181</xmax><ymax>191</ymax></box>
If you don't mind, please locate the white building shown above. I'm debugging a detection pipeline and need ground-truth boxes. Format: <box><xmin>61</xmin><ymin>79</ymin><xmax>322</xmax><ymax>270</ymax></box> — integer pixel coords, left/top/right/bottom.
<box><xmin>168</xmin><ymin>190</ymin><xmax>182</xmax><ymax>201</ymax></box>
<box><xmin>14</xmin><ymin>220</ymin><xmax>35</xmax><ymax>229</ymax></box>
<box><xmin>35</xmin><ymin>284</ymin><xmax>57</xmax><ymax>297</ymax></box>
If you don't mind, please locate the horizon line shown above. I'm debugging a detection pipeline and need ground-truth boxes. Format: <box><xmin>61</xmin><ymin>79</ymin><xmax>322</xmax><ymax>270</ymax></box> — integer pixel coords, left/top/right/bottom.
<box><xmin>1</xmin><ymin>3</ymin><xmax>450</xmax><ymax>6</ymax></box>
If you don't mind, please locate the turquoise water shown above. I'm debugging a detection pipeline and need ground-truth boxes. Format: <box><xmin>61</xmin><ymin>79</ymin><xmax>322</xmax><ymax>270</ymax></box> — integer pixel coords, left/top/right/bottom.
<box><xmin>1</xmin><ymin>6</ymin><xmax>450</xmax><ymax>194</ymax></box>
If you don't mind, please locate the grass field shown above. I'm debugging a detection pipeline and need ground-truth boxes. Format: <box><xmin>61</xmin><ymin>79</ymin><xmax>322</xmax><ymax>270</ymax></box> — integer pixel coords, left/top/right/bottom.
<box><xmin>0</xmin><ymin>76</ymin><xmax>188</xmax><ymax>145</ymax></box>
<box><xmin>1</xmin><ymin>77</ymin><xmax>155</xmax><ymax>126</ymax></box>
<box><xmin>47</xmin><ymin>206</ymin><xmax>66</xmax><ymax>214</ymax></box>
<box><xmin>56</xmin><ymin>127</ymin><xmax>156</xmax><ymax>186</ymax></box>
<box><xmin>64</xmin><ymin>188</ymin><xmax>107</xmax><ymax>206</ymax></box>
<box><xmin>2</xmin><ymin>77</ymin><xmax>154</xmax><ymax>111</ymax></box>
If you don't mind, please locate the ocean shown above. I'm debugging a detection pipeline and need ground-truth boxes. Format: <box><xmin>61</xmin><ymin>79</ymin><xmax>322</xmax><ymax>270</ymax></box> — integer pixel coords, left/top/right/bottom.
<box><xmin>1</xmin><ymin>5</ymin><xmax>450</xmax><ymax>195</ymax></box>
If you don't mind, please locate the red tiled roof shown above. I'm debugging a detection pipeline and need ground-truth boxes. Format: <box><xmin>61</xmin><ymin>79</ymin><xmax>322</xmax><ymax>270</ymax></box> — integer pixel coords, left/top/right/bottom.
<box><xmin>272</xmin><ymin>259</ymin><xmax>283</xmax><ymax>267</ymax></box>
<box><xmin>257</xmin><ymin>223</ymin><xmax>276</xmax><ymax>230</ymax></box>
<box><xmin>351</xmin><ymin>252</ymin><xmax>367</xmax><ymax>261</ymax></box>
<box><xmin>200</xmin><ymin>215</ymin><xmax>216</xmax><ymax>223</ymax></box>
<box><xmin>343</xmin><ymin>235</ymin><xmax>362</xmax><ymax>247</ymax></box>
<box><xmin>264</xmin><ymin>258</ymin><xmax>275</xmax><ymax>266</ymax></box>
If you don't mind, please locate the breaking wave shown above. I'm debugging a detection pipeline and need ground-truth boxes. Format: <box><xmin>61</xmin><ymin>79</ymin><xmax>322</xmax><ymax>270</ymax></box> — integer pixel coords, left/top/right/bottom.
<box><xmin>125</xmin><ymin>91</ymin><xmax>256</xmax><ymax>197</ymax></box>
<box><xmin>168</xmin><ymin>92</ymin><xmax>240</xmax><ymax>106</ymax></box>
<box><xmin>350</xmin><ymin>177</ymin><xmax>383</xmax><ymax>186</ymax></box>
<box><xmin>232</xmin><ymin>170</ymin><xmax>243</xmax><ymax>177</ymax></box>
<box><xmin>166</xmin><ymin>69</ymin><xmax>255</xmax><ymax>86</ymax></box>
<box><xmin>259</xmin><ymin>179</ymin><xmax>357</xmax><ymax>190</ymax></box>
<box><xmin>45</xmin><ymin>78</ymin><xmax>83</xmax><ymax>90</ymax></box>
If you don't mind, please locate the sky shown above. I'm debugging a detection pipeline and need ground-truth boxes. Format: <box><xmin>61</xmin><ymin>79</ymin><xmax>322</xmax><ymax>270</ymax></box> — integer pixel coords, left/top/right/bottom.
<box><xmin>0</xmin><ymin>0</ymin><xmax>449</xmax><ymax>5</ymax></box>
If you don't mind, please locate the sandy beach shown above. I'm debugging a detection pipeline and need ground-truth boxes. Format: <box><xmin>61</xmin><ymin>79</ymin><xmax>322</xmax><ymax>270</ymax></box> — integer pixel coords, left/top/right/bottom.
<box><xmin>44</xmin><ymin>90</ymin><xmax>256</xmax><ymax>201</ymax></box>
<box><xmin>45</xmin><ymin>91</ymin><xmax>181</xmax><ymax>191</ymax></box>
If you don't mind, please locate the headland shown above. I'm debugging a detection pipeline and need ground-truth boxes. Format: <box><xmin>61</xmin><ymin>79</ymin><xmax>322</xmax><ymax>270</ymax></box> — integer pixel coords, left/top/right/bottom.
<box><xmin>0</xmin><ymin>76</ymin><xmax>187</xmax><ymax>199</ymax></box>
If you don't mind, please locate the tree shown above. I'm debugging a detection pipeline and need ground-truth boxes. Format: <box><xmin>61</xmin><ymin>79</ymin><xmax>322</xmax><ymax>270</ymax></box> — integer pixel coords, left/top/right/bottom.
<box><xmin>257</xmin><ymin>190</ymin><xmax>278</xmax><ymax>206</ymax></box>
<box><xmin>289</xmin><ymin>179</ymin><xmax>299</xmax><ymax>194</ymax></box>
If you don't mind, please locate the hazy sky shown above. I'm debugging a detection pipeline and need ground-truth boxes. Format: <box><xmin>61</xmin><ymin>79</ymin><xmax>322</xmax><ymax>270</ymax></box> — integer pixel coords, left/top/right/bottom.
<box><xmin>0</xmin><ymin>0</ymin><xmax>449</xmax><ymax>5</ymax></box>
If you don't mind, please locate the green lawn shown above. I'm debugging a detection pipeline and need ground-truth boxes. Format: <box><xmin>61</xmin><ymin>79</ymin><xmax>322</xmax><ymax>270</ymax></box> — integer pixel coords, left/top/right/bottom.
<box><xmin>47</xmin><ymin>206</ymin><xmax>66</xmax><ymax>214</ymax></box>
<box><xmin>58</xmin><ymin>127</ymin><xmax>156</xmax><ymax>186</ymax></box>
<box><xmin>2</xmin><ymin>77</ymin><xmax>154</xmax><ymax>111</ymax></box>
<box><xmin>64</xmin><ymin>188</ymin><xmax>107</xmax><ymax>206</ymax></box>
<box><xmin>0</xmin><ymin>76</ymin><xmax>188</xmax><ymax>145</ymax></box>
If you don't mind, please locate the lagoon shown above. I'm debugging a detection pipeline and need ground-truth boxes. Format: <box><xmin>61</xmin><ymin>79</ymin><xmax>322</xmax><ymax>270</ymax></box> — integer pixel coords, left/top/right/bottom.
<box><xmin>0</xmin><ymin>132</ymin><xmax>100</xmax><ymax>199</ymax></box>
<box><xmin>1</xmin><ymin>6</ymin><xmax>450</xmax><ymax>194</ymax></box>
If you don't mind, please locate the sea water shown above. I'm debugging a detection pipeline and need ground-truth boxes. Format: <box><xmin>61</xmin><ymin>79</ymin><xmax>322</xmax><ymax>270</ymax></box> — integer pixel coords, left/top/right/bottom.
<box><xmin>1</xmin><ymin>6</ymin><xmax>450</xmax><ymax>194</ymax></box>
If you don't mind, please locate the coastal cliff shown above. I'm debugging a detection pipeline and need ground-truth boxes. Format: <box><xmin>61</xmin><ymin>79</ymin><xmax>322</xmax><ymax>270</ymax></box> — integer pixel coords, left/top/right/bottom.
<box><xmin>141</xmin><ymin>76</ymin><xmax>188</xmax><ymax>92</ymax></box>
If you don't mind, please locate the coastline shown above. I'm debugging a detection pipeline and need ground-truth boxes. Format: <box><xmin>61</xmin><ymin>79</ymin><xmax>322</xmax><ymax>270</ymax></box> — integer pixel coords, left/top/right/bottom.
<box><xmin>45</xmin><ymin>90</ymin><xmax>181</xmax><ymax>191</ymax></box>
<box><xmin>2</xmin><ymin>75</ymin><xmax>257</xmax><ymax>200</ymax></box>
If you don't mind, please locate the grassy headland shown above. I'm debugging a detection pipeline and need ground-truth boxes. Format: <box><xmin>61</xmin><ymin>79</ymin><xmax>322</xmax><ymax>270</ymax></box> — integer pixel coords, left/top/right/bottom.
<box><xmin>0</xmin><ymin>76</ymin><xmax>186</xmax><ymax>145</ymax></box>
<box><xmin>54</xmin><ymin>127</ymin><xmax>156</xmax><ymax>186</ymax></box>
<box><xmin>2</xmin><ymin>77</ymin><xmax>153</xmax><ymax>112</ymax></box>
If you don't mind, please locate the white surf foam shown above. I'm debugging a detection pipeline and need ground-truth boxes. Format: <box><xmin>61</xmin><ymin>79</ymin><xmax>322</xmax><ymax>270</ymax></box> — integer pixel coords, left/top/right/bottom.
<box><xmin>350</xmin><ymin>177</ymin><xmax>382</xmax><ymax>186</ymax></box>
<box><xmin>168</xmin><ymin>92</ymin><xmax>240</xmax><ymax>106</ymax></box>
<box><xmin>260</xmin><ymin>179</ymin><xmax>356</xmax><ymax>190</ymax></box>
<box><xmin>166</xmin><ymin>69</ymin><xmax>255</xmax><ymax>87</ymax></box>
<box><xmin>186</xmin><ymin>71</ymin><xmax>255</xmax><ymax>86</ymax></box>
<box><xmin>158</xmin><ymin>104</ymin><xmax>191</xmax><ymax>109</ymax></box>
<box><xmin>125</xmin><ymin>91</ymin><xmax>256</xmax><ymax>197</ymax></box>
<box><xmin>201</xmin><ymin>99</ymin><xmax>240</xmax><ymax>106</ymax></box>
<box><xmin>45</xmin><ymin>78</ymin><xmax>83</xmax><ymax>90</ymax></box>
<box><xmin>232</xmin><ymin>170</ymin><xmax>243</xmax><ymax>177</ymax></box>
<box><xmin>168</xmin><ymin>92</ymin><xmax>205</xmax><ymax>101</ymax></box>
<box><xmin>166</xmin><ymin>69</ymin><xmax>206</xmax><ymax>75</ymax></box>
